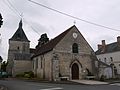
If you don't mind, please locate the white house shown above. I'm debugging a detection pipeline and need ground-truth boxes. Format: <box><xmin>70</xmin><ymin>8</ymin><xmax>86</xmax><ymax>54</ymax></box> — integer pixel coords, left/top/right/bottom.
<box><xmin>96</xmin><ymin>37</ymin><xmax>120</xmax><ymax>78</ymax></box>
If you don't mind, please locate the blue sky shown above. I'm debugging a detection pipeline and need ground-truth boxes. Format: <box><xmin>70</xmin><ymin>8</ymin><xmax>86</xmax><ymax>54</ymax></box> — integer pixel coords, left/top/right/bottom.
<box><xmin>0</xmin><ymin>0</ymin><xmax>120</xmax><ymax>60</ymax></box>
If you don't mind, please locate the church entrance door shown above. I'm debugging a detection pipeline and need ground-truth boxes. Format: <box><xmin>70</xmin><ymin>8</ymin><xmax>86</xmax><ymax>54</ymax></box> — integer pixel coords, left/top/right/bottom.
<box><xmin>71</xmin><ymin>63</ymin><xmax>79</xmax><ymax>79</ymax></box>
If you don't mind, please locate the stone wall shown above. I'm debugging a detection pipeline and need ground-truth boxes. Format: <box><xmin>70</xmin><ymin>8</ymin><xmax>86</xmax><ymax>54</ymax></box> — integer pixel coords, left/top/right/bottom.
<box><xmin>52</xmin><ymin>27</ymin><xmax>95</xmax><ymax>80</ymax></box>
<box><xmin>33</xmin><ymin>51</ymin><xmax>53</xmax><ymax>80</ymax></box>
<box><xmin>12</xmin><ymin>60</ymin><xmax>32</xmax><ymax>76</ymax></box>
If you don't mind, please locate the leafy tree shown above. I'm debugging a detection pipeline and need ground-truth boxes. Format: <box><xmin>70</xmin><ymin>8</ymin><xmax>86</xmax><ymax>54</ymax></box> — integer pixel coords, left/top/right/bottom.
<box><xmin>1</xmin><ymin>61</ymin><xmax>8</xmax><ymax>72</ymax></box>
<box><xmin>0</xmin><ymin>56</ymin><xmax>3</xmax><ymax>62</ymax></box>
<box><xmin>0</xmin><ymin>13</ymin><xmax>3</xmax><ymax>28</ymax></box>
<box><xmin>36</xmin><ymin>33</ymin><xmax>49</xmax><ymax>48</ymax></box>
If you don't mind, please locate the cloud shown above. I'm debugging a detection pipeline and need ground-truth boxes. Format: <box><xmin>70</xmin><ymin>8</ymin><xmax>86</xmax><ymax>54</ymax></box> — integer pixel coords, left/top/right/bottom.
<box><xmin>1</xmin><ymin>0</ymin><xmax>120</xmax><ymax>60</ymax></box>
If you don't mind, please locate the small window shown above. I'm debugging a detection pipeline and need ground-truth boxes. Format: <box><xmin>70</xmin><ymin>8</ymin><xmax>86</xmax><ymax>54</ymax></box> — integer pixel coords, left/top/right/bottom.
<box><xmin>119</xmin><ymin>64</ymin><xmax>120</xmax><ymax>67</ymax></box>
<box><xmin>40</xmin><ymin>57</ymin><xmax>43</xmax><ymax>69</ymax></box>
<box><xmin>17</xmin><ymin>47</ymin><xmax>19</xmax><ymax>50</ymax></box>
<box><xmin>110</xmin><ymin>57</ymin><xmax>113</xmax><ymax>62</ymax></box>
<box><xmin>72</xmin><ymin>43</ymin><xmax>78</xmax><ymax>53</ymax></box>
<box><xmin>36</xmin><ymin>58</ymin><xmax>38</xmax><ymax>69</ymax></box>
<box><xmin>41</xmin><ymin>60</ymin><xmax>42</xmax><ymax>69</ymax></box>
<box><xmin>104</xmin><ymin>58</ymin><xmax>106</xmax><ymax>63</ymax></box>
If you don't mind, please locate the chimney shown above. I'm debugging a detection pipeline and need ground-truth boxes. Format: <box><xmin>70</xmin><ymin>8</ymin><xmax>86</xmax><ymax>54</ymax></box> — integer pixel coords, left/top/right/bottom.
<box><xmin>117</xmin><ymin>36</ymin><xmax>120</xmax><ymax>43</ymax></box>
<box><xmin>101</xmin><ymin>40</ymin><xmax>106</xmax><ymax>53</ymax></box>
<box><xmin>102</xmin><ymin>40</ymin><xmax>106</xmax><ymax>46</ymax></box>
<box><xmin>98</xmin><ymin>44</ymin><xmax>102</xmax><ymax>50</ymax></box>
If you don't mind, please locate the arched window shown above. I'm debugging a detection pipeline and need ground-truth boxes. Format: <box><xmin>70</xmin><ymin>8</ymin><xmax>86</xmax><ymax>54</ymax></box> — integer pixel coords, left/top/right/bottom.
<box><xmin>17</xmin><ymin>46</ymin><xmax>19</xmax><ymax>50</ymax></box>
<box><xmin>72</xmin><ymin>43</ymin><xmax>78</xmax><ymax>53</ymax></box>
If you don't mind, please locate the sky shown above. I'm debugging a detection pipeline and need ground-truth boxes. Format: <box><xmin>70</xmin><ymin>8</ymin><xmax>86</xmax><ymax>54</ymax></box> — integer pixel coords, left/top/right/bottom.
<box><xmin>0</xmin><ymin>0</ymin><xmax>120</xmax><ymax>60</ymax></box>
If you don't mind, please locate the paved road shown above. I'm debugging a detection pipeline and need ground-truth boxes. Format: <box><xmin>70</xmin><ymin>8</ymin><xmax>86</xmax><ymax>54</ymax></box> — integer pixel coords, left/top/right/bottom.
<box><xmin>0</xmin><ymin>79</ymin><xmax>120</xmax><ymax>90</ymax></box>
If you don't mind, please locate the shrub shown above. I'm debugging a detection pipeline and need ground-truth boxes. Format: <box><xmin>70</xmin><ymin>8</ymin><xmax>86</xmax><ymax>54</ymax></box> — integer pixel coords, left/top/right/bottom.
<box><xmin>100</xmin><ymin>75</ymin><xmax>106</xmax><ymax>81</ymax></box>
<box><xmin>15</xmin><ymin>71</ymin><xmax>34</xmax><ymax>78</ymax></box>
<box><xmin>16</xmin><ymin>73</ymin><xmax>24</xmax><ymax>78</ymax></box>
<box><xmin>24</xmin><ymin>74</ymin><xmax>31</xmax><ymax>78</ymax></box>
<box><xmin>24</xmin><ymin>71</ymin><xmax>34</xmax><ymax>78</ymax></box>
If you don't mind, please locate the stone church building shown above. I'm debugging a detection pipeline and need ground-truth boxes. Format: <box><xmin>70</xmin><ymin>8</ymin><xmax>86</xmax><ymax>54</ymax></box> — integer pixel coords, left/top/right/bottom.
<box><xmin>32</xmin><ymin>25</ymin><xmax>97</xmax><ymax>81</ymax></box>
<box><xmin>7</xmin><ymin>20</ymin><xmax>110</xmax><ymax>81</ymax></box>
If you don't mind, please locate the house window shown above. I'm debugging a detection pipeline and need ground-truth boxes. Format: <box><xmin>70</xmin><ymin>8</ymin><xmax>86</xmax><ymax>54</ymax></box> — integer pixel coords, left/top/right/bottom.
<box><xmin>17</xmin><ymin>46</ymin><xmax>19</xmax><ymax>50</ymax></box>
<box><xmin>110</xmin><ymin>57</ymin><xmax>113</xmax><ymax>62</ymax></box>
<box><xmin>119</xmin><ymin>64</ymin><xmax>120</xmax><ymax>67</ymax></box>
<box><xmin>104</xmin><ymin>58</ymin><xmax>106</xmax><ymax>63</ymax></box>
<box><xmin>72</xmin><ymin>43</ymin><xmax>78</xmax><ymax>53</ymax></box>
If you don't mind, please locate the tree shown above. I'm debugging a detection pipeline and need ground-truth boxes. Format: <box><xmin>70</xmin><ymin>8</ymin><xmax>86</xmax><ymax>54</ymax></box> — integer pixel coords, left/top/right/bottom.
<box><xmin>36</xmin><ymin>33</ymin><xmax>49</xmax><ymax>48</ymax></box>
<box><xmin>1</xmin><ymin>61</ymin><xmax>8</xmax><ymax>72</ymax></box>
<box><xmin>0</xmin><ymin>13</ymin><xmax>3</xmax><ymax>28</ymax></box>
<box><xmin>0</xmin><ymin>56</ymin><xmax>3</xmax><ymax>62</ymax></box>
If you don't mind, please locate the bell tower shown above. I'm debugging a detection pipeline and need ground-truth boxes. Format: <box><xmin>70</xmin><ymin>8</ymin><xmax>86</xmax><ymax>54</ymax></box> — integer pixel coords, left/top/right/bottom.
<box><xmin>7</xmin><ymin>20</ymin><xmax>30</xmax><ymax>75</ymax></box>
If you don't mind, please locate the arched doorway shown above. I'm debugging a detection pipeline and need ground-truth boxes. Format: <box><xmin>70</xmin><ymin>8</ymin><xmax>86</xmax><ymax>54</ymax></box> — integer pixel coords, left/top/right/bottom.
<box><xmin>71</xmin><ymin>63</ymin><xmax>79</xmax><ymax>79</ymax></box>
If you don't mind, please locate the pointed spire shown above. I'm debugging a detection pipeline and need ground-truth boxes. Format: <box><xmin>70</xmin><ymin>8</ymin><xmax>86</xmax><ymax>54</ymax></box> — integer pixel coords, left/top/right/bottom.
<box><xmin>19</xmin><ymin>19</ymin><xmax>22</xmax><ymax>28</ymax></box>
<box><xmin>9</xmin><ymin>19</ymin><xmax>30</xmax><ymax>42</ymax></box>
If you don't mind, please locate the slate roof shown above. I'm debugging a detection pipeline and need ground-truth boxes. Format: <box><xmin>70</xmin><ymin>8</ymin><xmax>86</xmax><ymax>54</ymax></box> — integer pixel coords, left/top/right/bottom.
<box><xmin>95</xmin><ymin>42</ymin><xmax>120</xmax><ymax>55</ymax></box>
<box><xmin>33</xmin><ymin>25</ymin><xmax>76</xmax><ymax>57</ymax></box>
<box><xmin>9</xmin><ymin>20</ymin><xmax>30</xmax><ymax>42</ymax></box>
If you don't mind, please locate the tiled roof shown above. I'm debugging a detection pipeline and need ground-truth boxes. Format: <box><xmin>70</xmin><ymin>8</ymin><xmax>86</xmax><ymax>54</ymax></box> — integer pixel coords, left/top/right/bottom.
<box><xmin>33</xmin><ymin>25</ymin><xmax>76</xmax><ymax>57</ymax></box>
<box><xmin>10</xmin><ymin>20</ymin><xmax>30</xmax><ymax>42</ymax></box>
<box><xmin>95</xmin><ymin>42</ymin><xmax>120</xmax><ymax>55</ymax></box>
<box><xmin>30</xmin><ymin>48</ymin><xmax>35</xmax><ymax>54</ymax></box>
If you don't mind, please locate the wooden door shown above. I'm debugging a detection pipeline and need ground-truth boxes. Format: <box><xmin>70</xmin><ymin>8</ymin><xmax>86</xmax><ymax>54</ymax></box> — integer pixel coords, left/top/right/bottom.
<box><xmin>72</xmin><ymin>63</ymin><xmax>79</xmax><ymax>79</ymax></box>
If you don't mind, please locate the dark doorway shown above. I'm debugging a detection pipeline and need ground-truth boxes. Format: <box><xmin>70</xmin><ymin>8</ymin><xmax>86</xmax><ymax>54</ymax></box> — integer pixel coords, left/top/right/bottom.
<box><xmin>72</xmin><ymin>63</ymin><xmax>79</xmax><ymax>79</ymax></box>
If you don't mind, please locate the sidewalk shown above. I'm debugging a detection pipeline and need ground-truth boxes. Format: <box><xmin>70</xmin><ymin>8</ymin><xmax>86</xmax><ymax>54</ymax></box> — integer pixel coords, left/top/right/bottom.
<box><xmin>4</xmin><ymin>78</ymin><xmax>109</xmax><ymax>85</ymax></box>
<box><xmin>71</xmin><ymin>80</ymin><xmax>108</xmax><ymax>85</ymax></box>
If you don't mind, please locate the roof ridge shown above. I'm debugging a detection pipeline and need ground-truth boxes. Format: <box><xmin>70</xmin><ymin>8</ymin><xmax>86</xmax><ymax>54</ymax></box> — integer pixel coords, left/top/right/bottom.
<box><xmin>106</xmin><ymin>42</ymin><xmax>117</xmax><ymax>46</ymax></box>
<box><xmin>95</xmin><ymin>41</ymin><xmax>120</xmax><ymax>55</ymax></box>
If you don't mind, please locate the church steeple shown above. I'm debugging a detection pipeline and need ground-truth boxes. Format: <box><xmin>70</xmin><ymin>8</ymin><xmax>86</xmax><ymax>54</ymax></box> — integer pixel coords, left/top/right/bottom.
<box><xmin>19</xmin><ymin>19</ymin><xmax>22</xmax><ymax>28</ymax></box>
<box><xmin>9</xmin><ymin>20</ymin><xmax>30</xmax><ymax>42</ymax></box>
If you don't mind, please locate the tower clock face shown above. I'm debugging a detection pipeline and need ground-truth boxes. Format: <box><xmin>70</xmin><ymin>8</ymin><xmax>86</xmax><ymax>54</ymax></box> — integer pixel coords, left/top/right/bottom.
<box><xmin>73</xmin><ymin>33</ymin><xmax>78</xmax><ymax>38</ymax></box>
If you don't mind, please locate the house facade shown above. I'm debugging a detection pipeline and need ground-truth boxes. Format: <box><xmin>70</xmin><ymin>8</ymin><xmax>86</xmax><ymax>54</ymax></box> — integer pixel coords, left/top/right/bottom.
<box><xmin>96</xmin><ymin>37</ymin><xmax>120</xmax><ymax>78</ymax></box>
<box><xmin>7</xmin><ymin>20</ymin><xmax>33</xmax><ymax>76</ymax></box>
<box><xmin>32</xmin><ymin>25</ymin><xmax>98</xmax><ymax>81</ymax></box>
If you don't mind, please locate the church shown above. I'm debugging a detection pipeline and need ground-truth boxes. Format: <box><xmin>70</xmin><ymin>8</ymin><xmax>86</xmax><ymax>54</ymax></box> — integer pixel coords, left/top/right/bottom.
<box><xmin>32</xmin><ymin>25</ymin><xmax>98</xmax><ymax>81</ymax></box>
<box><xmin>7</xmin><ymin>20</ymin><xmax>109</xmax><ymax>81</ymax></box>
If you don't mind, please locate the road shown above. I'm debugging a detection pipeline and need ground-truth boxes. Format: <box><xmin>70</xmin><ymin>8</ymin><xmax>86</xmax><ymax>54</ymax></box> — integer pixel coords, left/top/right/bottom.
<box><xmin>0</xmin><ymin>79</ymin><xmax>120</xmax><ymax>90</ymax></box>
